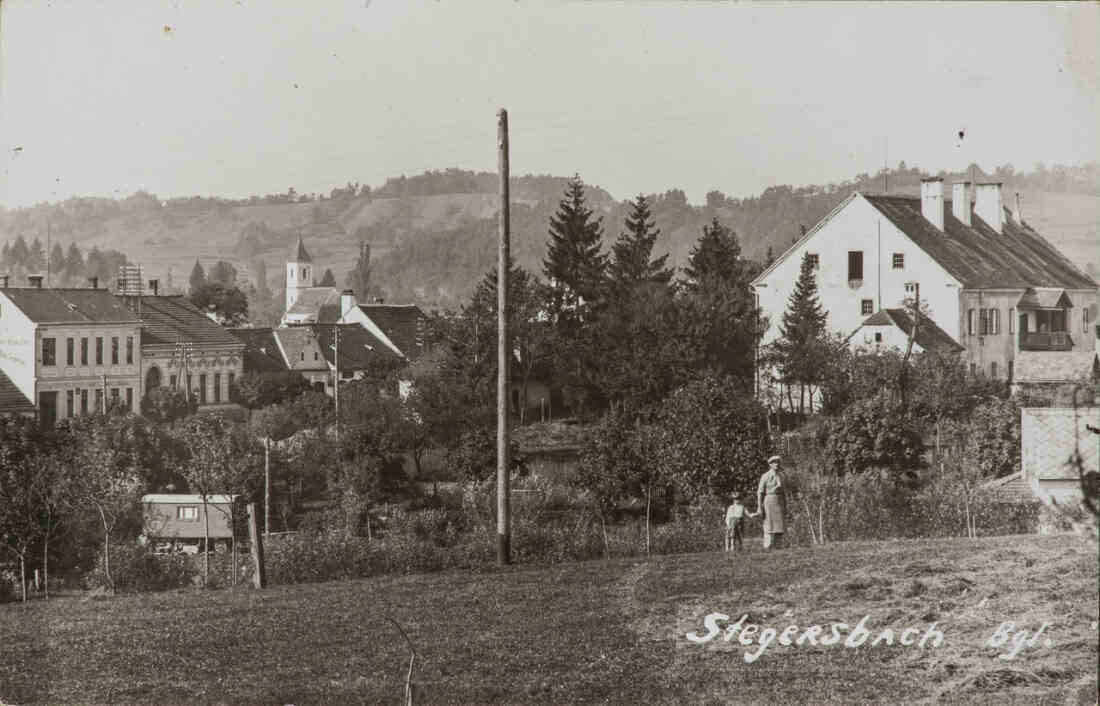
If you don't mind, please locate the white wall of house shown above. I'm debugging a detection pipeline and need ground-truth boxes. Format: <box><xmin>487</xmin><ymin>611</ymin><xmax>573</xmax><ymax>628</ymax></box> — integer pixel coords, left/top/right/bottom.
<box><xmin>0</xmin><ymin>294</ymin><xmax>36</xmax><ymax>400</ymax></box>
<box><xmin>754</xmin><ymin>194</ymin><xmax>962</xmax><ymax>350</ymax></box>
<box><xmin>849</xmin><ymin>323</ymin><xmax>926</xmax><ymax>354</ymax></box>
<box><xmin>37</xmin><ymin>324</ymin><xmax>143</xmax><ymax>418</ymax></box>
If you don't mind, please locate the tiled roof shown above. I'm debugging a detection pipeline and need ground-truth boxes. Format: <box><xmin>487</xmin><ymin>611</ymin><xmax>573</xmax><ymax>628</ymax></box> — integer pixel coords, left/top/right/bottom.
<box><xmin>1014</xmin><ymin>351</ymin><xmax>1099</xmax><ymax>384</ymax></box>
<box><xmin>310</xmin><ymin>323</ymin><xmax>405</xmax><ymax>371</ymax></box>
<box><xmin>285</xmin><ymin>287</ymin><xmax>340</xmax><ymax>316</ymax></box>
<box><xmin>863</xmin><ymin>195</ymin><xmax>1097</xmax><ymax>290</ymax></box>
<box><xmin>0</xmin><ymin>368</ymin><xmax>34</xmax><ymax>414</ymax></box>
<box><xmin>137</xmin><ymin>296</ymin><xmax>242</xmax><ymax>347</ymax></box>
<box><xmin>291</xmin><ymin>235</ymin><xmax>312</xmax><ymax>263</ymax></box>
<box><xmin>0</xmin><ymin>288</ymin><xmax>141</xmax><ymax>324</ymax></box>
<box><xmin>229</xmin><ymin>328</ymin><xmax>289</xmax><ymax>373</ymax></box>
<box><xmin>852</xmin><ymin>308</ymin><xmax>964</xmax><ymax>353</ymax></box>
<box><xmin>357</xmin><ymin>304</ymin><xmax>427</xmax><ymax>360</ymax></box>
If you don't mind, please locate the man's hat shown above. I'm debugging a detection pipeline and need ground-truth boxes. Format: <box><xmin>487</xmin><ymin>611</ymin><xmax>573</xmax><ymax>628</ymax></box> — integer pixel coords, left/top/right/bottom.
<box><xmin>767</xmin><ymin>455</ymin><xmax>781</xmax><ymax>464</ymax></box>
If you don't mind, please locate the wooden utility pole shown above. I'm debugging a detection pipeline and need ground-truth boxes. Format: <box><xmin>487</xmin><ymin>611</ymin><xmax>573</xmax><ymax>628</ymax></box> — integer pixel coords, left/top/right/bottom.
<box><xmin>497</xmin><ymin>108</ymin><xmax>512</xmax><ymax>566</ymax></box>
<box><xmin>247</xmin><ymin>502</ymin><xmax>266</xmax><ymax>589</ymax></box>
<box><xmin>264</xmin><ymin>437</ymin><xmax>271</xmax><ymax>536</ymax></box>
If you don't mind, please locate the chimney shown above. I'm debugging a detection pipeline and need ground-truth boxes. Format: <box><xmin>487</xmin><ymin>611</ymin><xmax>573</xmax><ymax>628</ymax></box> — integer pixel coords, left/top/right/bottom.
<box><xmin>0</xmin><ymin>275</ymin><xmax>9</xmax><ymax>288</ymax></box>
<box><xmin>951</xmin><ymin>181</ymin><xmax>972</xmax><ymax>227</ymax></box>
<box><xmin>28</xmin><ymin>275</ymin><xmax>44</xmax><ymax>288</ymax></box>
<box><xmin>87</xmin><ymin>276</ymin><xmax>98</xmax><ymax>289</ymax></box>
<box><xmin>149</xmin><ymin>279</ymin><xmax>159</xmax><ymax>296</ymax></box>
<box><xmin>974</xmin><ymin>182</ymin><xmax>1004</xmax><ymax>234</ymax></box>
<box><xmin>920</xmin><ymin>177</ymin><xmax>945</xmax><ymax>231</ymax></box>
<box><xmin>340</xmin><ymin>289</ymin><xmax>356</xmax><ymax>320</ymax></box>
<box><xmin>1013</xmin><ymin>192</ymin><xmax>1023</xmax><ymax>225</ymax></box>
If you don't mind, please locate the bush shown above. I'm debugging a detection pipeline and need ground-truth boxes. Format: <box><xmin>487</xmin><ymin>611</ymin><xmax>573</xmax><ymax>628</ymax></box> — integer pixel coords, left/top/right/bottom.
<box><xmin>85</xmin><ymin>541</ymin><xmax>195</xmax><ymax>593</ymax></box>
<box><xmin>823</xmin><ymin>391</ymin><xmax>925</xmax><ymax>475</ymax></box>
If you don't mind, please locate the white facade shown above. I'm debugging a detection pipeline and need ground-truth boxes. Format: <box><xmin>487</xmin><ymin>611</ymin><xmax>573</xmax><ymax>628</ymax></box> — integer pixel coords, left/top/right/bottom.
<box><xmin>285</xmin><ymin>254</ymin><xmax>314</xmax><ymax>312</ymax></box>
<box><xmin>753</xmin><ymin>193</ymin><xmax>961</xmax><ymax>350</ymax></box>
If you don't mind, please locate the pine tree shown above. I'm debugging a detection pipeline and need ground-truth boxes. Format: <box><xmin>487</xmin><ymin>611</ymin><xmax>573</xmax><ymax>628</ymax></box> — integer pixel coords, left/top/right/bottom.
<box><xmin>344</xmin><ymin>241</ymin><xmax>372</xmax><ymax>297</ymax></box>
<box><xmin>9</xmin><ymin>236</ymin><xmax>29</xmax><ymax>269</ymax></box>
<box><xmin>189</xmin><ymin>260</ymin><xmax>207</xmax><ymax>294</ymax></box>
<box><xmin>1</xmin><ymin>241</ymin><xmax>10</xmax><ymax>268</ymax></box>
<box><xmin>254</xmin><ymin>259</ymin><xmax>272</xmax><ymax>299</ymax></box>
<box><xmin>607</xmin><ymin>194</ymin><xmax>672</xmax><ymax>292</ymax></box>
<box><xmin>319</xmin><ymin>268</ymin><xmax>336</xmax><ymax>287</ymax></box>
<box><xmin>773</xmin><ymin>252</ymin><xmax>828</xmax><ymax>414</ymax></box>
<box><xmin>542</xmin><ymin>174</ymin><xmax>606</xmax><ymax>319</ymax></box>
<box><xmin>64</xmin><ymin>243</ymin><xmax>85</xmax><ymax>283</ymax></box>
<box><xmin>49</xmin><ymin>243</ymin><xmax>65</xmax><ymax>282</ymax></box>
<box><xmin>681</xmin><ymin>217</ymin><xmax>746</xmax><ymax>292</ymax></box>
<box><xmin>28</xmin><ymin>238</ymin><xmax>46</xmax><ymax>272</ymax></box>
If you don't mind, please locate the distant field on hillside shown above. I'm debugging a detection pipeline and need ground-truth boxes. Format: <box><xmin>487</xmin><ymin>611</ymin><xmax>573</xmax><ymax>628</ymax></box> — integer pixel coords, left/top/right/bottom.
<box><xmin>0</xmin><ymin>534</ymin><xmax>1095</xmax><ymax>705</ymax></box>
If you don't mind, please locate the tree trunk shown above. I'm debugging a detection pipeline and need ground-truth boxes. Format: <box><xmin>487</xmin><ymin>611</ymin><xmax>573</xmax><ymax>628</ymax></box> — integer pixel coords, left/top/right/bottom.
<box><xmin>203</xmin><ymin>500</ymin><xmax>210</xmax><ymax>588</ymax></box>
<box><xmin>799</xmin><ymin>383</ymin><xmax>805</xmax><ymax>416</ymax></box>
<box><xmin>599</xmin><ymin>511</ymin><xmax>609</xmax><ymax>559</ymax></box>
<box><xmin>644</xmin><ymin>486</ymin><xmax>651</xmax><ymax>556</ymax></box>
<box><xmin>19</xmin><ymin>555</ymin><xmax>26</xmax><ymax>603</ymax></box>
<box><xmin>43</xmin><ymin>535</ymin><xmax>50</xmax><ymax>600</ymax></box>
<box><xmin>99</xmin><ymin>509</ymin><xmax>113</xmax><ymax>592</ymax></box>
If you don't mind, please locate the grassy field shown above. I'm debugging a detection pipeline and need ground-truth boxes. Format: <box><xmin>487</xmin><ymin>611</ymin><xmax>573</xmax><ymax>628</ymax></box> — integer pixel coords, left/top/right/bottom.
<box><xmin>0</xmin><ymin>534</ymin><xmax>1096</xmax><ymax>705</ymax></box>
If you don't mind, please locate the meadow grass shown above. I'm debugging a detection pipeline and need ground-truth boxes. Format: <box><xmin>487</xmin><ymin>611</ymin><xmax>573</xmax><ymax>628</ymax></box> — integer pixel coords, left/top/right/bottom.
<box><xmin>0</xmin><ymin>534</ymin><xmax>1095</xmax><ymax>705</ymax></box>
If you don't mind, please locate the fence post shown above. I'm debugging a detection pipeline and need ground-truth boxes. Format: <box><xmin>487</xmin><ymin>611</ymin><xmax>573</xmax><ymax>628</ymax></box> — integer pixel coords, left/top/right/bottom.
<box><xmin>247</xmin><ymin>502</ymin><xmax>266</xmax><ymax>589</ymax></box>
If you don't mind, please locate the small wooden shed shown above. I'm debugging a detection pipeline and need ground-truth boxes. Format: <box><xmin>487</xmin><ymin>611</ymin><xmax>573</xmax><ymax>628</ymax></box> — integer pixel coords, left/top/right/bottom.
<box><xmin>142</xmin><ymin>494</ymin><xmax>239</xmax><ymax>551</ymax></box>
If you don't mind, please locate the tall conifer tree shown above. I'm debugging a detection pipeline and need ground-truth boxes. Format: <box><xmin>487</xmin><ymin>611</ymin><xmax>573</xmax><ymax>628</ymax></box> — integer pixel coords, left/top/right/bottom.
<box><xmin>773</xmin><ymin>252</ymin><xmax>828</xmax><ymax>413</ymax></box>
<box><xmin>189</xmin><ymin>260</ymin><xmax>207</xmax><ymax>294</ymax></box>
<box><xmin>542</xmin><ymin>175</ymin><xmax>607</xmax><ymax>319</ymax></box>
<box><xmin>608</xmin><ymin>194</ymin><xmax>672</xmax><ymax>292</ymax></box>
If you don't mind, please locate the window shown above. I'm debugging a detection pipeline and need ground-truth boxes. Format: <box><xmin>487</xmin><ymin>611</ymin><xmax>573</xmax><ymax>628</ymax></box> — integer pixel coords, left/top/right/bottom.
<box><xmin>81</xmin><ymin>338</ymin><xmax>88</xmax><ymax>366</ymax></box>
<box><xmin>342</xmin><ymin>371</ymin><xmax>354</xmax><ymax>379</ymax></box>
<box><xmin>992</xmin><ymin>309</ymin><xmax>1000</xmax><ymax>335</ymax></box>
<box><xmin>848</xmin><ymin>251</ymin><xmax>864</xmax><ymax>281</ymax></box>
<box><xmin>892</xmin><ymin>253</ymin><xmax>904</xmax><ymax>269</ymax></box>
<box><xmin>186</xmin><ymin>374</ymin><xmax>192</xmax><ymax>394</ymax></box>
<box><xmin>126</xmin><ymin>387</ymin><xmax>133</xmax><ymax>411</ymax></box>
<box><xmin>95</xmin><ymin>337</ymin><xmax>103</xmax><ymax>365</ymax></box>
<box><xmin>94</xmin><ymin>389</ymin><xmax>103</xmax><ymax>413</ymax></box>
<box><xmin>990</xmin><ymin>361</ymin><xmax>998</xmax><ymax>379</ymax></box>
<box><xmin>970</xmin><ymin>362</ymin><xmax>976</xmax><ymax>376</ymax></box>
<box><xmin>199</xmin><ymin>374</ymin><xmax>207</xmax><ymax>404</ymax></box>
<box><xmin>300</xmin><ymin>352</ymin><xmax>305</xmax><ymax>361</ymax></box>
<box><xmin>42</xmin><ymin>338</ymin><xmax>56</xmax><ymax>366</ymax></box>
<box><xmin>967</xmin><ymin>309</ymin><xmax>975</xmax><ymax>335</ymax></box>
<box><xmin>314</xmin><ymin>352</ymin><xmax>319</xmax><ymax>361</ymax></box>
<box><xmin>214</xmin><ymin>373</ymin><xmax>221</xmax><ymax>403</ymax></box>
<box><xmin>1009</xmin><ymin>308</ymin><xmax>1015</xmax><ymax>334</ymax></box>
<box><xmin>904</xmin><ymin>282</ymin><xmax>916</xmax><ymax>294</ymax></box>
<box><xmin>66</xmin><ymin>390</ymin><xmax>74</xmax><ymax>417</ymax></box>
<box><xmin>979</xmin><ymin>309</ymin><xmax>989</xmax><ymax>335</ymax></box>
<box><xmin>1086</xmin><ymin>307</ymin><xmax>1091</xmax><ymax>333</ymax></box>
<box><xmin>126</xmin><ymin>336</ymin><xmax>133</xmax><ymax>364</ymax></box>
<box><xmin>177</xmin><ymin>506</ymin><xmax>199</xmax><ymax>521</ymax></box>
<box><xmin>874</xmin><ymin>332</ymin><xmax>883</xmax><ymax>343</ymax></box>
<box><xmin>67</xmin><ymin>338</ymin><xmax>74</xmax><ymax>366</ymax></box>
<box><xmin>111</xmin><ymin>337</ymin><xmax>119</xmax><ymax>365</ymax></box>
<box><xmin>228</xmin><ymin>372</ymin><xmax>235</xmax><ymax>398</ymax></box>
<box><xmin>1008</xmin><ymin>360</ymin><xmax>1014</xmax><ymax>382</ymax></box>
<box><xmin>111</xmin><ymin>388</ymin><xmax>119</xmax><ymax>405</ymax></box>
<box><xmin>170</xmin><ymin>374</ymin><xmax>178</xmax><ymax>389</ymax></box>
<box><xmin>80</xmin><ymin>389</ymin><xmax>88</xmax><ymax>415</ymax></box>
<box><xmin>806</xmin><ymin>253</ymin><xmax>819</xmax><ymax>270</ymax></box>
<box><xmin>861</xmin><ymin>299</ymin><xmax>873</xmax><ymax>315</ymax></box>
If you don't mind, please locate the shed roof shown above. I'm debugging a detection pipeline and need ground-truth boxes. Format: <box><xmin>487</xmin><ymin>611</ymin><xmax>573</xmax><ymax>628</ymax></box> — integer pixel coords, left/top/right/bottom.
<box><xmin>137</xmin><ymin>296</ymin><xmax>242</xmax><ymax>347</ymax></box>
<box><xmin>1014</xmin><ymin>351</ymin><xmax>1099</xmax><ymax>384</ymax></box>
<box><xmin>1016</xmin><ymin>288</ymin><xmax>1073</xmax><ymax>310</ymax></box>
<box><xmin>978</xmin><ymin>472</ymin><xmax>1037</xmax><ymax>503</ymax></box>
<box><xmin>863</xmin><ymin>194</ymin><xmax>1096</xmax><ymax>290</ymax></box>
<box><xmin>142</xmin><ymin>494</ymin><xmax>239</xmax><ymax>504</ymax></box>
<box><xmin>0</xmin><ymin>288</ymin><xmax>141</xmax><ymax>324</ymax></box>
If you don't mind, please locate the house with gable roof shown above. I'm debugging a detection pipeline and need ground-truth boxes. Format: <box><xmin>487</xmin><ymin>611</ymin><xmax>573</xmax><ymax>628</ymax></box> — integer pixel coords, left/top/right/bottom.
<box><xmin>752</xmin><ymin>179</ymin><xmax>1098</xmax><ymax>397</ymax></box>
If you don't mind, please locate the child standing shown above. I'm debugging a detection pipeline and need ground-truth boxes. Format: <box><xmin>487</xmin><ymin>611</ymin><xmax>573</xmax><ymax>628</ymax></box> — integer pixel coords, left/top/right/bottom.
<box><xmin>725</xmin><ymin>493</ymin><xmax>747</xmax><ymax>552</ymax></box>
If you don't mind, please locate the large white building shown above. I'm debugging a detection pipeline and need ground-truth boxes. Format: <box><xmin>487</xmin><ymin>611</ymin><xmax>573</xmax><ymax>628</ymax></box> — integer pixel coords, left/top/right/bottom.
<box><xmin>752</xmin><ymin>179</ymin><xmax>1098</xmax><ymax>398</ymax></box>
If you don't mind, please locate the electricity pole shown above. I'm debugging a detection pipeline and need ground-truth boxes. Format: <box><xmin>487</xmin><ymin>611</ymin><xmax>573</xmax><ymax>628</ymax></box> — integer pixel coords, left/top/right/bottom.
<box><xmin>497</xmin><ymin>108</ymin><xmax>512</xmax><ymax>566</ymax></box>
<box><xmin>333</xmin><ymin>326</ymin><xmax>340</xmax><ymax>438</ymax></box>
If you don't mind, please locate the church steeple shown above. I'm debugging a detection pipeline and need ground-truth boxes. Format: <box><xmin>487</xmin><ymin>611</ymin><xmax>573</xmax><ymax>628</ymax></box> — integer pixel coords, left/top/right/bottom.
<box><xmin>286</xmin><ymin>233</ymin><xmax>314</xmax><ymax>312</ymax></box>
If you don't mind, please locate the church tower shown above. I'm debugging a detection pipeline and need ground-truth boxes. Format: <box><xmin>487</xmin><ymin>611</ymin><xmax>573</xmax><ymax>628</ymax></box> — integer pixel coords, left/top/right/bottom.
<box><xmin>286</xmin><ymin>234</ymin><xmax>314</xmax><ymax>311</ymax></box>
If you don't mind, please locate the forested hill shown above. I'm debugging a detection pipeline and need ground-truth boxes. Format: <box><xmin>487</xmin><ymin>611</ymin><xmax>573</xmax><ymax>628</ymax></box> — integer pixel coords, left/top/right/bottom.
<box><xmin>1</xmin><ymin>163</ymin><xmax>1096</xmax><ymax>310</ymax></box>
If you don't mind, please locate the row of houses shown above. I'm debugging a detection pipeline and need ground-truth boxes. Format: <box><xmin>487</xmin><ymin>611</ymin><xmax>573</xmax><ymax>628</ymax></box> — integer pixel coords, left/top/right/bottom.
<box><xmin>0</xmin><ymin>236</ymin><xmax>428</xmax><ymax>424</ymax></box>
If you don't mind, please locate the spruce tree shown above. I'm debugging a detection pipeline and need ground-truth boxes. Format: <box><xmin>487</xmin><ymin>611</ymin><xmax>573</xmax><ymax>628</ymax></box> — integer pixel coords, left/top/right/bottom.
<box><xmin>189</xmin><ymin>260</ymin><xmax>207</xmax><ymax>294</ymax></box>
<box><xmin>608</xmin><ymin>194</ymin><xmax>672</xmax><ymax>292</ymax></box>
<box><xmin>773</xmin><ymin>252</ymin><xmax>828</xmax><ymax>413</ymax></box>
<box><xmin>344</xmin><ymin>241</ymin><xmax>371</xmax><ymax>298</ymax></box>
<box><xmin>9</xmin><ymin>236</ymin><xmax>29</xmax><ymax>269</ymax></box>
<box><xmin>64</xmin><ymin>243</ymin><xmax>85</xmax><ymax>283</ymax></box>
<box><xmin>681</xmin><ymin>217</ymin><xmax>746</xmax><ymax>292</ymax></box>
<box><xmin>1</xmin><ymin>241</ymin><xmax>10</xmax><ymax>268</ymax></box>
<box><xmin>28</xmin><ymin>238</ymin><xmax>46</xmax><ymax>272</ymax></box>
<box><xmin>542</xmin><ymin>175</ymin><xmax>607</xmax><ymax>319</ymax></box>
<box><xmin>49</xmin><ymin>243</ymin><xmax>65</xmax><ymax>281</ymax></box>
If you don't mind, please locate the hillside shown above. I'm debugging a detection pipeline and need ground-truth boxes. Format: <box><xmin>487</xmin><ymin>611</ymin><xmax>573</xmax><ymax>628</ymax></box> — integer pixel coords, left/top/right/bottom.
<box><xmin>0</xmin><ymin>534</ymin><xmax>1095</xmax><ymax>704</ymax></box>
<box><xmin>1</xmin><ymin>165</ymin><xmax>1096</xmax><ymax>309</ymax></box>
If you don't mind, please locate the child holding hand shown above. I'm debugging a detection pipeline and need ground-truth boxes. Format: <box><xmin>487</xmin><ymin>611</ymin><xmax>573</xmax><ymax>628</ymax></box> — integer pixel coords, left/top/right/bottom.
<box><xmin>725</xmin><ymin>492</ymin><xmax>748</xmax><ymax>552</ymax></box>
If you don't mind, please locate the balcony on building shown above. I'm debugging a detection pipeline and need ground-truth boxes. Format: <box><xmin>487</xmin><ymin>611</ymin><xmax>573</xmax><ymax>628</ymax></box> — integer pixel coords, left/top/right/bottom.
<box><xmin>1017</xmin><ymin>288</ymin><xmax>1074</xmax><ymax>352</ymax></box>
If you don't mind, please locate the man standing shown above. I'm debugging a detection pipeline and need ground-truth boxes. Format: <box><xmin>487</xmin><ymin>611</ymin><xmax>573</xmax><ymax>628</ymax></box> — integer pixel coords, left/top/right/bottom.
<box><xmin>755</xmin><ymin>455</ymin><xmax>787</xmax><ymax>550</ymax></box>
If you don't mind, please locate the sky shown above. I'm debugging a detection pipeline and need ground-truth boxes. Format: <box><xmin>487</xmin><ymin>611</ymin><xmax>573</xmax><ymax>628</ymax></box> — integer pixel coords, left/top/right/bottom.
<box><xmin>1</xmin><ymin>1</ymin><xmax>1098</xmax><ymax>209</ymax></box>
